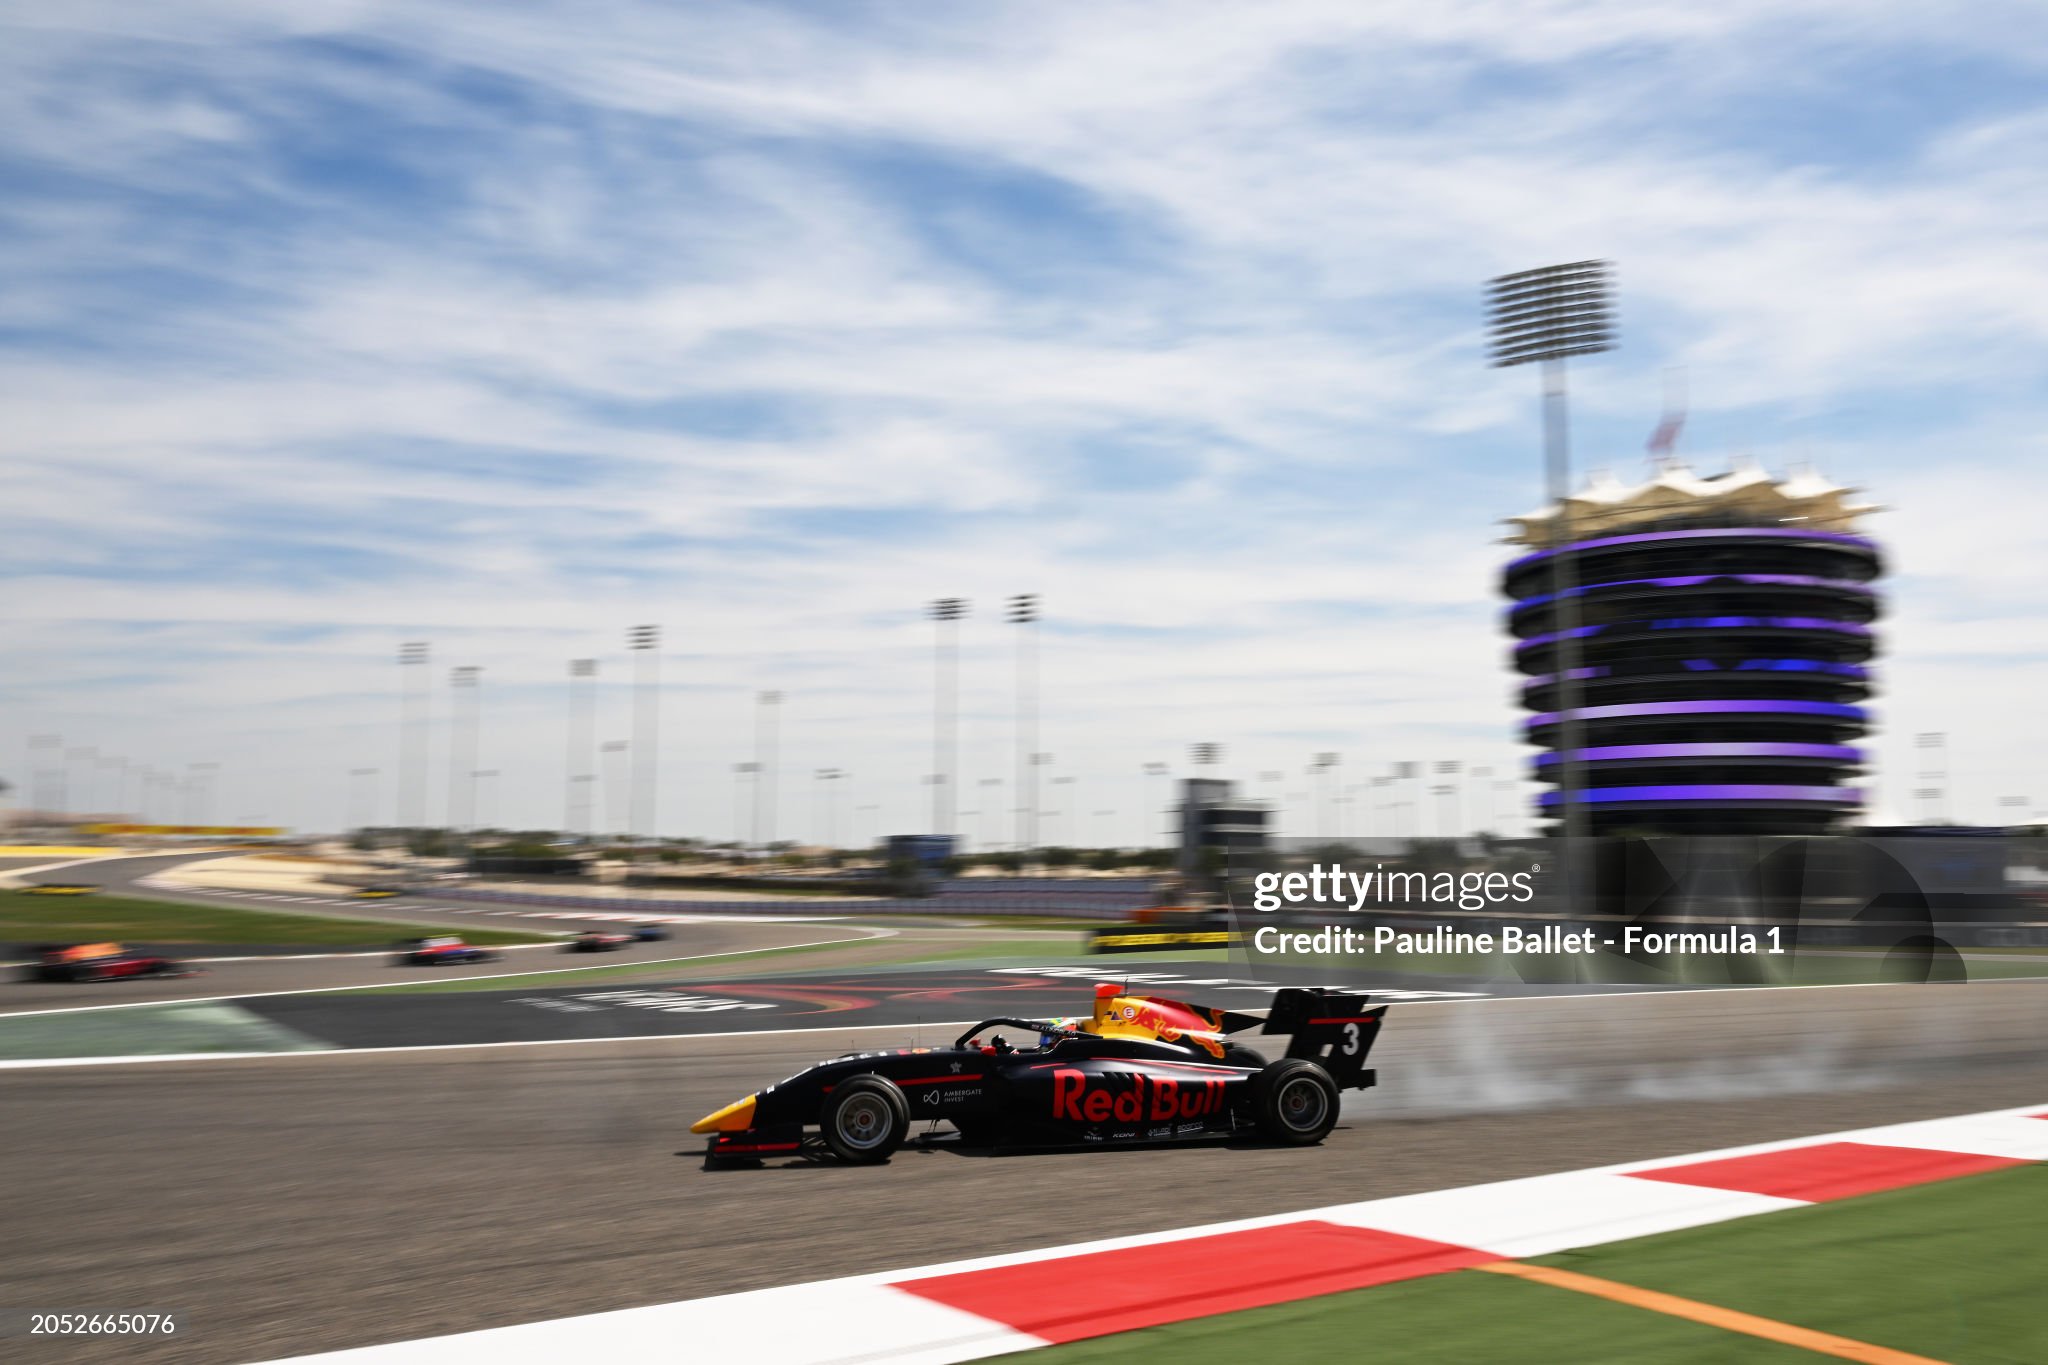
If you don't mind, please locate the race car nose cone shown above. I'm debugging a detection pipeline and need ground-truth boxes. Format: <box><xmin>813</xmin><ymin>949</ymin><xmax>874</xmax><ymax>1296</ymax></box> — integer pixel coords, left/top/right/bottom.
<box><xmin>690</xmin><ymin>1093</ymin><xmax>757</xmax><ymax>1134</ymax></box>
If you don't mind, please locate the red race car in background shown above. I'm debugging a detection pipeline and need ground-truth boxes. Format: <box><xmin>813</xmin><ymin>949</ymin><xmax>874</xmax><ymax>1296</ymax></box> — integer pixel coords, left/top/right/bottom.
<box><xmin>22</xmin><ymin>942</ymin><xmax>194</xmax><ymax>983</ymax></box>
<box><xmin>394</xmin><ymin>935</ymin><xmax>500</xmax><ymax>966</ymax></box>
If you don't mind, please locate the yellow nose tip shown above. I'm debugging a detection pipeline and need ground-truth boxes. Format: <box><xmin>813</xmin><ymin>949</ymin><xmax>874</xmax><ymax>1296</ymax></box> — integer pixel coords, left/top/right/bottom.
<box><xmin>690</xmin><ymin>1094</ymin><xmax>758</xmax><ymax>1134</ymax></box>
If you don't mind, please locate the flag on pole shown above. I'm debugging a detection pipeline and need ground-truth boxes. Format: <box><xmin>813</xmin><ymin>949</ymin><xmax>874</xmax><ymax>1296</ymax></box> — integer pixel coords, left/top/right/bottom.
<box><xmin>1647</xmin><ymin>410</ymin><xmax>1684</xmax><ymax>457</ymax></box>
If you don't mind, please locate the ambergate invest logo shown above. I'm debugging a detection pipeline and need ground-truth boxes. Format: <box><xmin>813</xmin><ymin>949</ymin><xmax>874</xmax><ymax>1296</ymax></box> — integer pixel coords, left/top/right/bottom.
<box><xmin>1251</xmin><ymin>862</ymin><xmax>1540</xmax><ymax>913</ymax></box>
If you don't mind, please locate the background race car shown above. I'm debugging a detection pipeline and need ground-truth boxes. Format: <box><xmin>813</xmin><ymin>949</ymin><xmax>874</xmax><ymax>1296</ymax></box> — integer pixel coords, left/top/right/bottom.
<box><xmin>394</xmin><ymin>936</ymin><xmax>499</xmax><ymax>966</ymax></box>
<box><xmin>692</xmin><ymin>983</ymin><xmax>1384</xmax><ymax>1165</ymax></box>
<box><xmin>22</xmin><ymin>942</ymin><xmax>192</xmax><ymax>983</ymax></box>
<box><xmin>565</xmin><ymin>930</ymin><xmax>636</xmax><ymax>952</ymax></box>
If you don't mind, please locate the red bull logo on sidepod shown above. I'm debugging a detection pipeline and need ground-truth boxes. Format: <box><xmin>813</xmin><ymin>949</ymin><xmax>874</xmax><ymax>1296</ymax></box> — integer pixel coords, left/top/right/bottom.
<box><xmin>1051</xmin><ymin>1069</ymin><xmax>1227</xmax><ymax>1124</ymax></box>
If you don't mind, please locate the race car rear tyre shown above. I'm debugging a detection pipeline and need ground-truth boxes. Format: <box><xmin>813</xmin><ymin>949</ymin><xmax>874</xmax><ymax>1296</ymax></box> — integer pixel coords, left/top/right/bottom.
<box><xmin>821</xmin><ymin>1076</ymin><xmax>909</xmax><ymax>1163</ymax></box>
<box><xmin>1252</xmin><ymin>1059</ymin><xmax>1340</xmax><ymax>1145</ymax></box>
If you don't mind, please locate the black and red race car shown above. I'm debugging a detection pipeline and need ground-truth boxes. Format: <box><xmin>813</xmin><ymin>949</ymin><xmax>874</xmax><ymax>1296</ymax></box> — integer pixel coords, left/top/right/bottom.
<box><xmin>565</xmin><ymin>929</ymin><xmax>636</xmax><ymax>953</ymax></box>
<box><xmin>393</xmin><ymin>935</ymin><xmax>499</xmax><ymax>966</ymax></box>
<box><xmin>21</xmin><ymin>942</ymin><xmax>193</xmax><ymax>983</ymax></box>
<box><xmin>692</xmin><ymin>982</ymin><xmax>1384</xmax><ymax>1164</ymax></box>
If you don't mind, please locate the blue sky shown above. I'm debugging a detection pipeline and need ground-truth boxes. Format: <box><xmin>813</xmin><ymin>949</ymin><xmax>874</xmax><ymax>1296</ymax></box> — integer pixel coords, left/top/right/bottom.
<box><xmin>5</xmin><ymin>1</ymin><xmax>2047</xmax><ymax>839</ymax></box>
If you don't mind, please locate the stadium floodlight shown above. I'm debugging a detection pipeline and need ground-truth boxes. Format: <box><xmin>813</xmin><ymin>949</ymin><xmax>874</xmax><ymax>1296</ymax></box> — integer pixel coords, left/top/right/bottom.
<box><xmin>627</xmin><ymin>627</ymin><xmax>661</xmax><ymax>846</ymax></box>
<box><xmin>565</xmin><ymin>659</ymin><xmax>599</xmax><ymax>839</ymax></box>
<box><xmin>928</xmin><ymin>599</ymin><xmax>969</xmax><ymax>838</ymax></box>
<box><xmin>448</xmin><ymin>667</ymin><xmax>482</xmax><ymax>843</ymax></box>
<box><xmin>397</xmin><ymin>643</ymin><xmax>430</xmax><ymax>830</ymax></box>
<box><xmin>1487</xmin><ymin>259</ymin><xmax>1616</xmax><ymax>847</ymax></box>
<box><xmin>754</xmin><ymin>691</ymin><xmax>783</xmax><ymax>847</ymax></box>
<box><xmin>1914</xmin><ymin>732</ymin><xmax>1949</xmax><ymax>823</ymax></box>
<box><xmin>1008</xmin><ymin>595</ymin><xmax>1039</xmax><ymax>855</ymax></box>
<box><xmin>1486</xmin><ymin>260</ymin><xmax>1615</xmax><ymax>368</ymax></box>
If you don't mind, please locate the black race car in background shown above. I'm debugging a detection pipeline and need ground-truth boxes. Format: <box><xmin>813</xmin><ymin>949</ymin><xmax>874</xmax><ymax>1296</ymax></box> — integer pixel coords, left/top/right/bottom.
<box><xmin>20</xmin><ymin>942</ymin><xmax>195</xmax><ymax>983</ymax></box>
<box><xmin>692</xmin><ymin>983</ymin><xmax>1385</xmax><ymax>1164</ymax></box>
<box><xmin>632</xmin><ymin>922</ymin><xmax>670</xmax><ymax>942</ymax></box>
<box><xmin>394</xmin><ymin>935</ymin><xmax>499</xmax><ymax>966</ymax></box>
<box><xmin>566</xmin><ymin>929</ymin><xmax>635</xmax><ymax>952</ymax></box>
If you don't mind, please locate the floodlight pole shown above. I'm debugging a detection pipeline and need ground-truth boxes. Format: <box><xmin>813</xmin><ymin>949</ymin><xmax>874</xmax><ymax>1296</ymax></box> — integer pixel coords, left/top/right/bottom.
<box><xmin>929</xmin><ymin>598</ymin><xmax>968</xmax><ymax>838</ymax></box>
<box><xmin>448</xmin><ymin>666</ymin><xmax>481</xmax><ymax>853</ymax></box>
<box><xmin>398</xmin><ymin>642</ymin><xmax>430</xmax><ymax>831</ymax></box>
<box><xmin>1541</xmin><ymin>357</ymin><xmax>1589</xmax><ymax>846</ymax></box>
<box><xmin>567</xmin><ymin>659</ymin><xmax>598</xmax><ymax>840</ymax></box>
<box><xmin>628</xmin><ymin>625</ymin><xmax>660</xmax><ymax>847</ymax></box>
<box><xmin>754</xmin><ymin>690</ymin><xmax>782</xmax><ymax>848</ymax></box>
<box><xmin>1488</xmin><ymin>260</ymin><xmax>1613</xmax><ymax>855</ymax></box>
<box><xmin>1009</xmin><ymin>595</ymin><xmax>1039</xmax><ymax>856</ymax></box>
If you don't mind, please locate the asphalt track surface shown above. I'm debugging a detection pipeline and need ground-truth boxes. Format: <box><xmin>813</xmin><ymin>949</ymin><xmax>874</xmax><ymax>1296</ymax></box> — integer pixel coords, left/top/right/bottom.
<box><xmin>8</xmin><ymin>977</ymin><xmax>2048</xmax><ymax>1364</ymax></box>
<box><xmin>233</xmin><ymin>961</ymin><xmax>1491</xmax><ymax>1048</ymax></box>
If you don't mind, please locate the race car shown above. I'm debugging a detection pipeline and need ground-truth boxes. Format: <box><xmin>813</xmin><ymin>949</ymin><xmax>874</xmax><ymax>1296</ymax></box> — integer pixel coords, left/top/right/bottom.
<box><xmin>565</xmin><ymin>929</ymin><xmax>636</xmax><ymax>952</ymax></box>
<box><xmin>631</xmin><ymin>922</ymin><xmax>670</xmax><ymax>942</ymax></box>
<box><xmin>393</xmin><ymin>935</ymin><xmax>499</xmax><ymax>966</ymax></box>
<box><xmin>691</xmin><ymin>982</ymin><xmax>1384</xmax><ymax>1165</ymax></box>
<box><xmin>21</xmin><ymin>942</ymin><xmax>191</xmax><ymax>983</ymax></box>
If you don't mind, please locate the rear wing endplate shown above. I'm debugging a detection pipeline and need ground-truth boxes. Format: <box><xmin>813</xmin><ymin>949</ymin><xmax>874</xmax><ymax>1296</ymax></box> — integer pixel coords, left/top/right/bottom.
<box><xmin>1260</xmin><ymin>987</ymin><xmax>1385</xmax><ymax>1090</ymax></box>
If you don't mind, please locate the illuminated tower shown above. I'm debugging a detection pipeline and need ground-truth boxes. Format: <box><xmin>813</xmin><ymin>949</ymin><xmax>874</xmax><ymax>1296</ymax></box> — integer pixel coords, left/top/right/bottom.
<box><xmin>1503</xmin><ymin>462</ymin><xmax>1882</xmax><ymax>835</ymax></box>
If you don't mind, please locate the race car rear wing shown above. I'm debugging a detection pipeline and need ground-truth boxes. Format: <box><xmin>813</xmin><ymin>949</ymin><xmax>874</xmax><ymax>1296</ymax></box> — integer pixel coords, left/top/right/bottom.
<box><xmin>1260</xmin><ymin>987</ymin><xmax>1385</xmax><ymax>1090</ymax></box>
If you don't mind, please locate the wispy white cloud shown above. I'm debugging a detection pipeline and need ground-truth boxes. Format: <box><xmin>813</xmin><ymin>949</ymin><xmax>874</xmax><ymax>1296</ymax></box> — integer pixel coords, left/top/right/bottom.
<box><xmin>3</xmin><ymin>1</ymin><xmax>2044</xmax><ymax>835</ymax></box>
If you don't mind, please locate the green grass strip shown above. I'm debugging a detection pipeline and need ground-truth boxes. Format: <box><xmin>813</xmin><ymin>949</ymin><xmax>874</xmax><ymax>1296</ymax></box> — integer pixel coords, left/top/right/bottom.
<box><xmin>0</xmin><ymin>889</ymin><xmax>551</xmax><ymax>947</ymax></box>
<box><xmin>998</xmin><ymin>1165</ymin><xmax>2047</xmax><ymax>1364</ymax></box>
<box><xmin>1524</xmin><ymin>1163</ymin><xmax>2048</xmax><ymax>1362</ymax></box>
<box><xmin>0</xmin><ymin>1000</ymin><xmax>336</xmax><ymax>1060</ymax></box>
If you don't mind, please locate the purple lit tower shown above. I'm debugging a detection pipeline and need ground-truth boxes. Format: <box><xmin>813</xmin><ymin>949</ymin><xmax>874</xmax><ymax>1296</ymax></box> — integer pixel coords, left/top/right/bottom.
<box><xmin>1502</xmin><ymin>462</ymin><xmax>1882</xmax><ymax>835</ymax></box>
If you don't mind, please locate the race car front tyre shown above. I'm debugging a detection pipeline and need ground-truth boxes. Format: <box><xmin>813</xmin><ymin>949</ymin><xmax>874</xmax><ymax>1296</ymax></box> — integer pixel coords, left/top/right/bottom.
<box><xmin>1251</xmin><ymin>1058</ymin><xmax>1340</xmax><ymax>1145</ymax></box>
<box><xmin>821</xmin><ymin>1076</ymin><xmax>909</xmax><ymax>1163</ymax></box>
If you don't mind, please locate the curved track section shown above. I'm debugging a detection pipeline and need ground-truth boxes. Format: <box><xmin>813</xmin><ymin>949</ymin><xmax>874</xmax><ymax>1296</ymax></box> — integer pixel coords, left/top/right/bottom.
<box><xmin>5</xmin><ymin>851</ymin><xmax>875</xmax><ymax>1010</ymax></box>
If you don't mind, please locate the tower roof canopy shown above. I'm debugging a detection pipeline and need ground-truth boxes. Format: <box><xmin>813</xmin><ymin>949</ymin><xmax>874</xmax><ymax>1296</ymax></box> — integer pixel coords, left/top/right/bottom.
<box><xmin>1506</xmin><ymin>463</ymin><xmax>1879</xmax><ymax>546</ymax></box>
